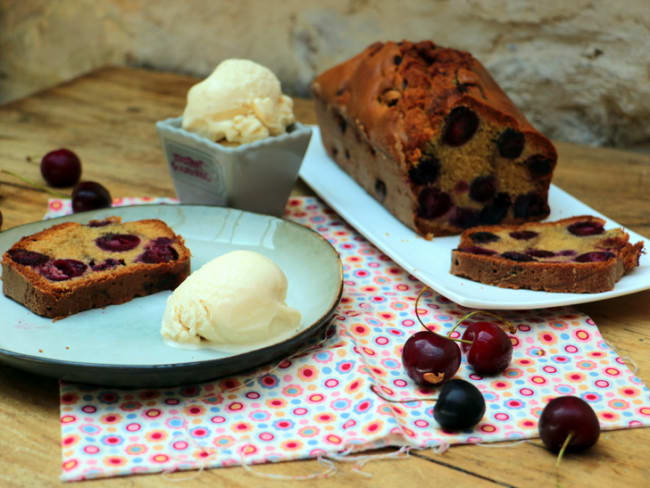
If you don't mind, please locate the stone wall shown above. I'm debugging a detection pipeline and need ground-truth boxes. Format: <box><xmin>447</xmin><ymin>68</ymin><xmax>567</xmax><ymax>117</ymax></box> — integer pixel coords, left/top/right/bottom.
<box><xmin>1</xmin><ymin>0</ymin><xmax>649</xmax><ymax>147</ymax></box>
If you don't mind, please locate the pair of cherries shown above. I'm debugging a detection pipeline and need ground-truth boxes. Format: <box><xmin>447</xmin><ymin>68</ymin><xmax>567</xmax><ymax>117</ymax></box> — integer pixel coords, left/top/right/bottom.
<box><xmin>402</xmin><ymin>319</ymin><xmax>513</xmax><ymax>388</ymax></box>
<box><xmin>401</xmin><ymin>317</ymin><xmax>512</xmax><ymax>431</ymax></box>
<box><xmin>40</xmin><ymin>148</ymin><xmax>112</xmax><ymax>212</ymax></box>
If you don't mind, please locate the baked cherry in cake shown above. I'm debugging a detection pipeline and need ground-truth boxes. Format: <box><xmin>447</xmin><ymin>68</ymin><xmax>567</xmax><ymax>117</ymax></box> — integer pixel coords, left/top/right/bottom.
<box><xmin>451</xmin><ymin>215</ymin><xmax>644</xmax><ymax>293</ymax></box>
<box><xmin>312</xmin><ymin>40</ymin><xmax>557</xmax><ymax>236</ymax></box>
<box><xmin>2</xmin><ymin>216</ymin><xmax>190</xmax><ymax>317</ymax></box>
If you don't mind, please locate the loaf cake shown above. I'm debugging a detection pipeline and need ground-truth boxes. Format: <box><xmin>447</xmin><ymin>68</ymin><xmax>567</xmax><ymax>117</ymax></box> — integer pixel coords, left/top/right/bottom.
<box><xmin>2</xmin><ymin>217</ymin><xmax>191</xmax><ymax>318</ymax></box>
<box><xmin>312</xmin><ymin>40</ymin><xmax>557</xmax><ymax>237</ymax></box>
<box><xmin>450</xmin><ymin>216</ymin><xmax>644</xmax><ymax>293</ymax></box>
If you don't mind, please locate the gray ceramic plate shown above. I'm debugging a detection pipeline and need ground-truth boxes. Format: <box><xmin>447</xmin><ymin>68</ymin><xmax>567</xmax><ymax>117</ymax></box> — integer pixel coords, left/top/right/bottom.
<box><xmin>0</xmin><ymin>205</ymin><xmax>342</xmax><ymax>387</ymax></box>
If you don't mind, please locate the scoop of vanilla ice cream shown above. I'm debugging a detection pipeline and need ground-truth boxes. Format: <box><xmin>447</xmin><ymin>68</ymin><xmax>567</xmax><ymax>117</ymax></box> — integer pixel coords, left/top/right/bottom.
<box><xmin>181</xmin><ymin>59</ymin><xmax>295</xmax><ymax>144</ymax></box>
<box><xmin>161</xmin><ymin>250</ymin><xmax>301</xmax><ymax>349</ymax></box>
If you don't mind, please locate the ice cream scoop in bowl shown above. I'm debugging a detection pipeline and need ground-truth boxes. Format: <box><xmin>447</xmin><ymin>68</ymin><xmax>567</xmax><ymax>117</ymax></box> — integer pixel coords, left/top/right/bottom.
<box><xmin>156</xmin><ymin>59</ymin><xmax>312</xmax><ymax>217</ymax></box>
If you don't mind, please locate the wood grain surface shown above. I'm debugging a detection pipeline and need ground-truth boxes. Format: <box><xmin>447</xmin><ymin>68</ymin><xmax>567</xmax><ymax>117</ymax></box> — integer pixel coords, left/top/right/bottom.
<box><xmin>0</xmin><ymin>67</ymin><xmax>649</xmax><ymax>488</ymax></box>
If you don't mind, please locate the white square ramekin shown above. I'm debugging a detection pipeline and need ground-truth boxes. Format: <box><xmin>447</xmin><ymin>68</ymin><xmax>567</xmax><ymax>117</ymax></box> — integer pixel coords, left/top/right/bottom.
<box><xmin>156</xmin><ymin>117</ymin><xmax>312</xmax><ymax>217</ymax></box>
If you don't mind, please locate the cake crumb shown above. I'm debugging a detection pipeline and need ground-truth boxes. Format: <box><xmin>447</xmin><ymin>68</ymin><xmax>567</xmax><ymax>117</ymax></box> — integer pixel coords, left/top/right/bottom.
<box><xmin>65</xmin><ymin>346</ymin><xmax>70</xmax><ymax>350</ymax></box>
<box><xmin>38</xmin><ymin>349</ymin><xmax>43</xmax><ymax>353</ymax></box>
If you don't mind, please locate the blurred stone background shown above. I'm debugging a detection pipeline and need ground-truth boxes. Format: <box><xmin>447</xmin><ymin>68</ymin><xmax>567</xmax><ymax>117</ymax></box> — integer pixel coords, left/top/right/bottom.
<box><xmin>1</xmin><ymin>0</ymin><xmax>649</xmax><ymax>148</ymax></box>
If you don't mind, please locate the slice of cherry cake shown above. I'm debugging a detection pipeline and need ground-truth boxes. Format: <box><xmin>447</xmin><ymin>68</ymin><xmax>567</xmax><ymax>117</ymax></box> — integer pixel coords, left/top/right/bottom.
<box><xmin>451</xmin><ymin>216</ymin><xmax>644</xmax><ymax>293</ymax></box>
<box><xmin>2</xmin><ymin>216</ymin><xmax>190</xmax><ymax>318</ymax></box>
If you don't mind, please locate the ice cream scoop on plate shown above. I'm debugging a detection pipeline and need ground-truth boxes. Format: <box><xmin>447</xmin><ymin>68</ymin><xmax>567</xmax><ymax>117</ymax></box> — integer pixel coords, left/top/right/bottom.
<box><xmin>161</xmin><ymin>250</ymin><xmax>301</xmax><ymax>351</ymax></box>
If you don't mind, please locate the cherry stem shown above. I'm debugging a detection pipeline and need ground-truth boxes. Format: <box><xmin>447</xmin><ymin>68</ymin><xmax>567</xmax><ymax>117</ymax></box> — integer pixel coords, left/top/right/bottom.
<box><xmin>370</xmin><ymin>385</ymin><xmax>438</xmax><ymax>403</ymax></box>
<box><xmin>447</xmin><ymin>310</ymin><xmax>516</xmax><ymax>338</ymax></box>
<box><xmin>555</xmin><ymin>432</ymin><xmax>573</xmax><ymax>467</ymax></box>
<box><xmin>414</xmin><ymin>286</ymin><xmax>472</xmax><ymax>344</ymax></box>
<box><xmin>1</xmin><ymin>169</ymin><xmax>68</xmax><ymax>198</ymax></box>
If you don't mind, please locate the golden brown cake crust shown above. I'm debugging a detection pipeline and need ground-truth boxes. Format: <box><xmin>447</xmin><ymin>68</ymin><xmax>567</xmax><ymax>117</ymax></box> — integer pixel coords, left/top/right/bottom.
<box><xmin>2</xmin><ymin>217</ymin><xmax>191</xmax><ymax>318</ymax></box>
<box><xmin>450</xmin><ymin>216</ymin><xmax>644</xmax><ymax>293</ymax></box>
<box><xmin>312</xmin><ymin>40</ymin><xmax>558</xmax><ymax>236</ymax></box>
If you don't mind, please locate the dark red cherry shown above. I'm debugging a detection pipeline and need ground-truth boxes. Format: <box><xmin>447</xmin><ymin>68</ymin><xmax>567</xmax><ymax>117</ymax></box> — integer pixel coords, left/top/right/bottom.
<box><xmin>461</xmin><ymin>322</ymin><xmax>513</xmax><ymax>375</ymax></box>
<box><xmin>417</xmin><ymin>188</ymin><xmax>452</xmax><ymax>219</ymax></box>
<box><xmin>87</xmin><ymin>219</ymin><xmax>113</xmax><ymax>227</ymax></box>
<box><xmin>374</xmin><ymin>179</ymin><xmax>387</xmax><ymax>202</ymax></box>
<box><xmin>525</xmin><ymin>155</ymin><xmax>553</xmax><ymax>177</ymax></box>
<box><xmin>469</xmin><ymin>176</ymin><xmax>496</xmax><ymax>203</ymax></box>
<box><xmin>575</xmin><ymin>251</ymin><xmax>614</xmax><ymax>263</ymax></box>
<box><xmin>402</xmin><ymin>331</ymin><xmax>461</xmax><ymax>386</ymax></box>
<box><xmin>90</xmin><ymin>258</ymin><xmax>125</xmax><ymax>271</ymax></box>
<box><xmin>469</xmin><ymin>231</ymin><xmax>500</xmax><ymax>244</ymax></box>
<box><xmin>443</xmin><ymin>107</ymin><xmax>479</xmax><ymax>146</ymax></box>
<box><xmin>558</xmin><ymin>250</ymin><xmax>577</xmax><ymax>257</ymax></box>
<box><xmin>39</xmin><ymin>259</ymin><xmax>87</xmax><ymax>281</ymax></box>
<box><xmin>96</xmin><ymin>233</ymin><xmax>140</xmax><ymax>252</ymax></box>
<box><xmin>433</xmin><ymin>379</ymin><xmax>485</xmax><ymax>431</ymax></box>
<box><xmin>72</xmin><ymin>181</ymin><xmax>112</xmax><ymax>213</ymax></box>
<box><xmin>137</xmin><ymin>238</ymin><xmax>178</xmax><ymax>263</ymax></box>
<box><xmin>497</xmin><ymin>128</ymin><xmax>525</xmax><ymax>159</ymax></box>
<box><xmin>479</xmin><ymin>193</ymin><xmax>511</xmax><ymax>225</ymax></box>
<box><xmin>502</xmin><ymin>251</ymin><xmax>536</xmax><ymax>262</ymax></box>
<box><xmin>526</xmin><ymin>249</ymin><xmax>556</xmax><ymax>258</ymax></box>
<box><xmin>8</xmin><ymin>249</ymin><xmax>49</xmax><ymax>266</ymax></box>
<box><xmin>568</xmin><ymin>221</ymin><xmax>605</xmax><ymax>236</ymax></box>
<box><xmin>409</xmin><ymin>154</ymin><xmax>440</xmax><ymax>185</ymax></box>
<box><xmin>457</xmin><ymin>246</ymin><xmax>497</xmax><ymax>256</ymax></box>
<box><xmin>539</xmin><ymin>396</ymin><xmax>600</xmax><ymax>453</ymax></box>
<box><xmin>40</xmin><ymin>149</ymin><xmax>81</xmax><ymax>187</ymax></box>
<box><xmin>451</xmin><ymin>207</ymin><xmax>480</xmax><ymax>229</ymax></box>
<box><xmin>514</xmin><ymin>193</ymin><xmax>549</xmax><ymax>219</ymax></box>
<box><xmin>510</xmin><ymin>230</ymin><xmax>538</xmax><ymax>240</ymax></box>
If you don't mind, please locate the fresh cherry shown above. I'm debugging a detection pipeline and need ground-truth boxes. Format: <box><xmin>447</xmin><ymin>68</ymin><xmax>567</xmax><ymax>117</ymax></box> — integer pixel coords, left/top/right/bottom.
<box><xmin>72</xmin><ymin>181</ymin><xmax>112</xmax><ymax>213</ymax></box>
<box><xmin>96</xmin><ymin>233</ymin><xmax>140</xmax><ymax>252</ymax></box>
<box><xmin>461</xmin><ymin>322</ymin><xmax>513</xmax><ymax>375</ymax></box>
<box><xmin>40</xmin><ymin>149</ymin><xmax>82</xmax><ymax>187</ymax></box>
<box><xmin>433</xmin><ymin>379</ymin><xmax>485</xmax><ymax>431</ymax></box>
<box><xmin>443</xmin><ymin>107</ymin><xmax>479</xmax><ymax>146</ymax></box>
<box><xmin>7</xmin><ymin>249</ymin><xmax>50</xmax><ymax>266</ymax></box>
<box><xmin>539</xmin><ymin>396</ymin><xmax>600</xmax><ymax>453</ymax></box>
<box><xmin>402</xmin><ymin>331</ymin><xmax>461</xmax><ymax>386</ymax></box>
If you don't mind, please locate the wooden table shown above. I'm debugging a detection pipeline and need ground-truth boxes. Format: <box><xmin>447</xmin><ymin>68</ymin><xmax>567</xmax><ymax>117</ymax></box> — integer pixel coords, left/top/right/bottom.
<box><xmin>1</xmin><ymin>67</ymin><xmax>649</xmax><ymax>487</ymax></box>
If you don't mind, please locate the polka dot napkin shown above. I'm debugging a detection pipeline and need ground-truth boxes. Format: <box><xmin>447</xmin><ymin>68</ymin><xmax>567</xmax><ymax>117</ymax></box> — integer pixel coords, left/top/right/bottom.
<box><xmin>46</xmin><ymin>197</ymin><xmax>650</xmax><ymax>482</ymax></box>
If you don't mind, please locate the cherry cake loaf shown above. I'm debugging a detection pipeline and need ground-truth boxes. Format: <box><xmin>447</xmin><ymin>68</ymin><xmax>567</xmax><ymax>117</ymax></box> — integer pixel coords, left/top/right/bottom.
<box><xmin>450</xmin><ymin>216</ymin><xmax>644</xmax><ymax>293</ymax></box>
<box><xmin>312</xmin><ymin>40</ymin><xmax>557</xmax><ymax>237</ymax></box>
<box><xmin>2</xmin><ymin>217</ymin><xmax>190</xmax><ymax>318</ymax></box>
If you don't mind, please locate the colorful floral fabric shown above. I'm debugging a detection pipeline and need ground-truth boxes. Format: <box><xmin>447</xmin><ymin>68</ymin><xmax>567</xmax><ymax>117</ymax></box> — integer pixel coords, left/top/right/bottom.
<box><xmin>48</xmin><ymin>197</ymin><xmax>650</xmax><ymax>481</ymax></box>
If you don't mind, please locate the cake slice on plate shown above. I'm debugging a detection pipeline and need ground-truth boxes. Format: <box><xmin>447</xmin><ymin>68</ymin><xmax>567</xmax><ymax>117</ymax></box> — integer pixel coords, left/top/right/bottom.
<box><xmin>2</xmin><ymin>216</ymin><xmax>190</xmax><ymax>318</ymax></box>
<box><xmin>450</xmin><ymin>216</ymin><xmax>644</xmax><ymax>293</ymax></box>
